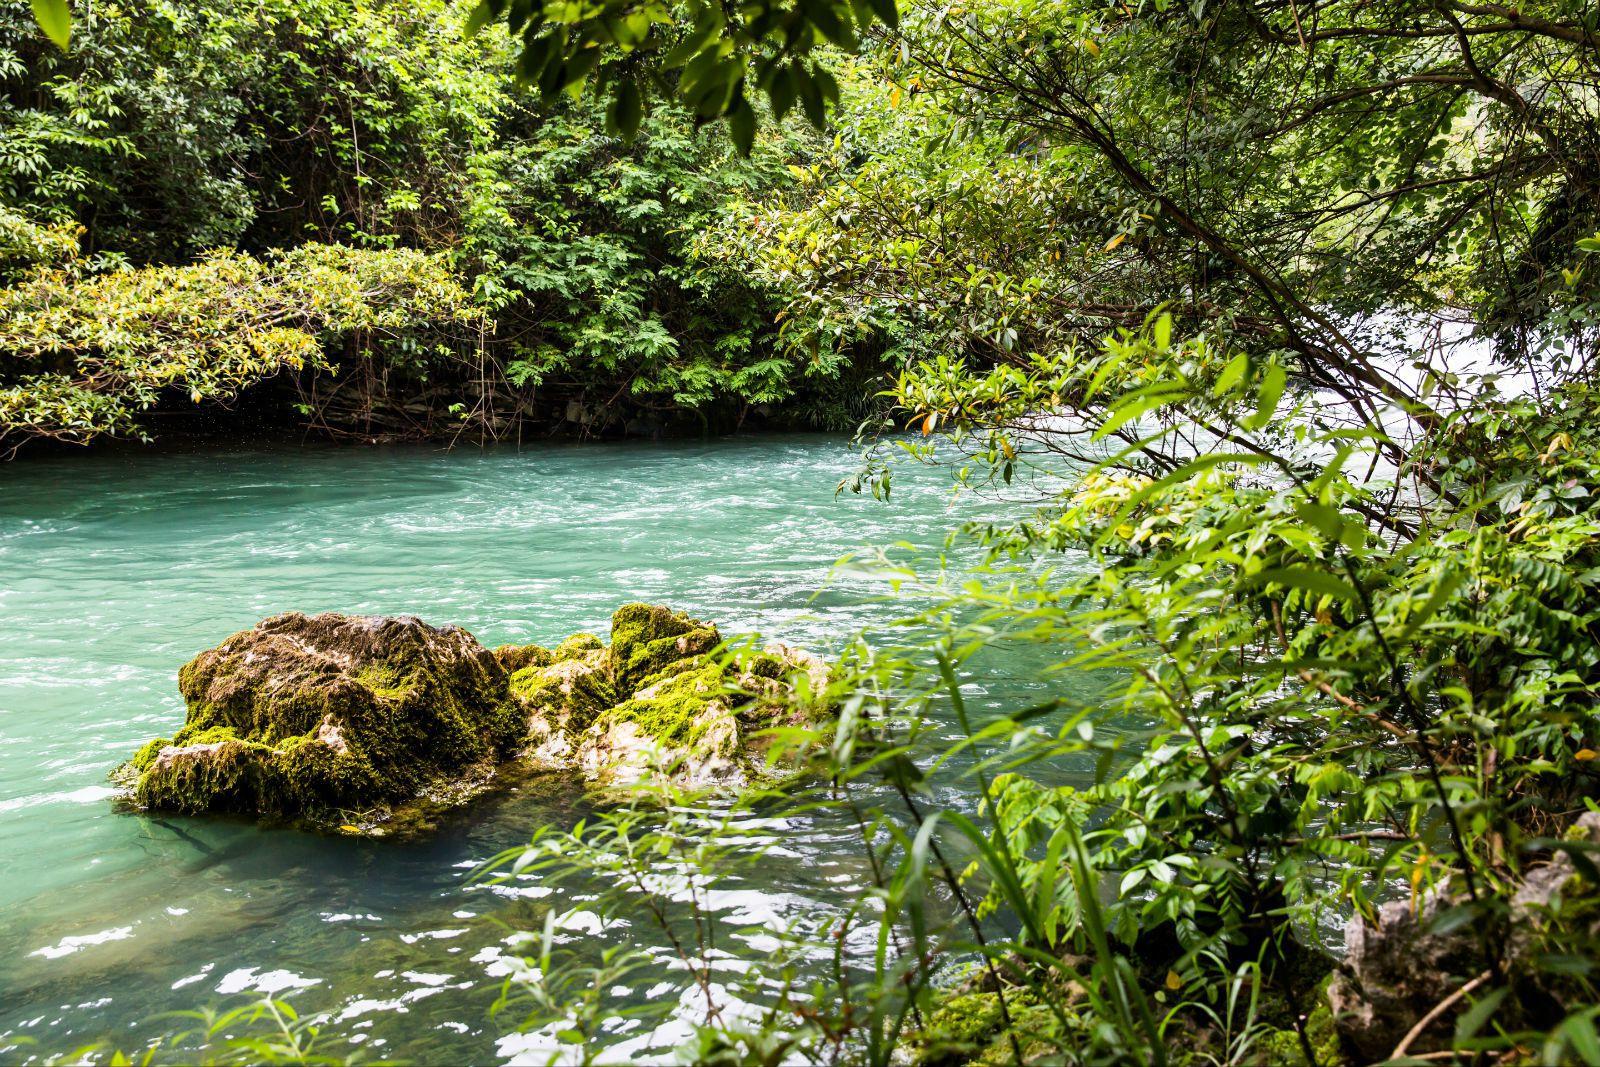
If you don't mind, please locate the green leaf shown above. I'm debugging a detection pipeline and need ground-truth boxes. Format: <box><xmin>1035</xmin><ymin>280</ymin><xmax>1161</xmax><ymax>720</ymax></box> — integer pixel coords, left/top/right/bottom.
<box><xmin>767</xmin><ymin>68</ymin><xmax>797</xmax><ymax>121</ymax></box>
<box><xmin>867</xmin><ymin>0</ymin><xmax>899</xmax><ymax>29</ymax></box>
<box><xmin>792</xmin><ymin>62</ymin><xmax>826</xmax><ymax>127</ymax></box>
<box><xmin>1152</xmin><ymin>311</ymin><xmax>1172</xmax><ymax>351</ymax></box>
<box><xmin>1245</xmin><ymin>566</ymin><xmax>1360</xmax><ymax>603</ymax></box>
<box><xmin>727</xmin><ymin>93</ymin><xmax>755</xmax><ymax>155</ymax></box>
<box><xmin>1294</xmin><ymin>501</ymin><xmax>1345</xmax><ymax>542</ymax></box>
<box><xmin>1093</xmin><ymin>387</ymin><xmax>1186</xmax><ymax>440</ymax></box>
<box><xmin>1213</xmin><ymin>352</ymin><xmax>1248</xmax><ymax>396</ymax></box>
<box><xmin>464</xmin><ymin>0</ymin><xmax>496</xmax><ymax>37</ymax></box>
<box><xmin>1397</xmin><ymin>567</ymin><xmax>1464</xmax><ymax>641</ymax></box>
<box><xmin>31</xmin><ymin>0</ymin><xmax>70</xmax><ymax>49</ymax></box>
<box><xmin>1245</xmin><ymin>362</ymin><xmax>1287</xmax><ymax>430</ymax></box>
<box><xmin>1552</xmin><ymin>1012</ymin><xmax>1600</xmax><ymax>1065</ymax></box>
<box><xmin>813</xmin><ymin>65</ymin><xmax>841</xmax><ymax>105</ymax></box>
<box><xmin>1452</xmin><ymin>987</ymin><xmax>1508</xmax><ymax>1040</ymax></box>
<box><xmin>607</xmin><ymin>79</ymin><xmax>643</xmax><ymax>140</ymax></box>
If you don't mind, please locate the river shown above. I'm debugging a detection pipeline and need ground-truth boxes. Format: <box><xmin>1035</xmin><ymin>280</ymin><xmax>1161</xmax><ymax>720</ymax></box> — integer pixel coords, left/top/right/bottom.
<box><xmin>0</xmin><ymin>434</ymin><xmax>1086</xmax><ymax>1063</ymax></box>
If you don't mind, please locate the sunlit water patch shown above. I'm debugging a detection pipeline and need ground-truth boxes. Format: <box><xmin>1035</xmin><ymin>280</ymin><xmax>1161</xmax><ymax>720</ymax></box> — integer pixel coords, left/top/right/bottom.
<box><xmin>0</xmin><ymin>435</ymin><xmax>1092</xmax><ymax>1061</ymax></box>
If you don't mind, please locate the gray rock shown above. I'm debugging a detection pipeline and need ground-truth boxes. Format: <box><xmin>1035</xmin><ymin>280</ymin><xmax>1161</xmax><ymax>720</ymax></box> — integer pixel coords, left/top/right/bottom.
<box><xmin>1328</xmin><ymin>812</ymin><xmax>1600</xmax><ymax>1059</ymax></box>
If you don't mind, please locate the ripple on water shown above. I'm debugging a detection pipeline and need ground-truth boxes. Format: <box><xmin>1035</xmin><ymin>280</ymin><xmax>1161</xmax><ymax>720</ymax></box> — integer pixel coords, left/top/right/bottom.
<box><xmin>0</xmin><ymin>436</ymin><xmax>1085</xmax><ymax>1063</ymax></box>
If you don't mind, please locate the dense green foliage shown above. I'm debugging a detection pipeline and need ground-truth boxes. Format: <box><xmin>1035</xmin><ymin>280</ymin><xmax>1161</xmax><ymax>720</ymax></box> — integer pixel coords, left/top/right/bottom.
<box><xmin>466</xmin><ymin>0</ymin><xmax>1600</xmax><ymax>1064</ymax></box>
<box><xmin>12</xmin><ymin>0</ymin><xmax>1600</xmax><ymax>1062</ymax></box>
<box><xmin>0</xmin><ymin>0</ymin><xmax>879</xmax><ymax>452</ymax></box>
<box><xmin>0</xmin><ymin>243</ymin><xmax>473</xmax><ymax>449</ymax></box>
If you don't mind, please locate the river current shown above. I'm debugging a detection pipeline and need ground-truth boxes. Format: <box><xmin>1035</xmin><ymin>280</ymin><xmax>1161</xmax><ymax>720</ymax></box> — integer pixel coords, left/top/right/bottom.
<box><xmin>0</xmin><ymin>435</ymin><xmax>1081</xmax><ymax>1063</ymax></box>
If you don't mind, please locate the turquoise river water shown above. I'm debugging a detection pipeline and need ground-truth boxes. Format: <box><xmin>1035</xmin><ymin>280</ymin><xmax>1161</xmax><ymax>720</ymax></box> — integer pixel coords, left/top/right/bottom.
<box><xmin>0</xmin><ymin>435</ymin><xmax>1085</xmax><ymax>1063</ymax></box>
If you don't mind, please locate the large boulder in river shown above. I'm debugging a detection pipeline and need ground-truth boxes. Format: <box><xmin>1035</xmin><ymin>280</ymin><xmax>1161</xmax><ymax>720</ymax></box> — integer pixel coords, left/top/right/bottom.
<box><xmin>114</xmin><ymin>611</ymin><xmax>523</xmax><ymax>832</ymax></box>
<box><xmin>505</xmin><ymin>603</ymin><xmax>832</xmax><ymax>792</ymax></box>
<box><xmin>115</xmin><ymin>604</ymin><xmax>833</xmax><ymax>831</ymax></box>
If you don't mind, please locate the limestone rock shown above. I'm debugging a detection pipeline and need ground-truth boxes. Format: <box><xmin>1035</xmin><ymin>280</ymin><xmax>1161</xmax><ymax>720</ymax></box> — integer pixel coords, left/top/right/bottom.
<box><xmin>1326</xmin><ymin>887</ymin><xmax>1485</xmax><ymax>1061</ymax></box>
<box><xmin>492</xmin><ymin>643</ymin><xmax>552</xmax><ymax>673</ymax></box>
<box><xmin>1328</xmin><ymin>812</ymin><xmax>1600</xmax><ymax>1060</ymax></box>
<box><xmin>115</xmin><ymin>604</ymin><xmax>833</xmax><ymax>831</ymax></box>
<box><xmin>509</xmin><ymin>604</ymin><xmax>832</xmax><ymax>792</ymax></box>
<box><xmin>608</xmin><ymin>603</ymin><xmax>721</xmax><ymax>692</ymax></box>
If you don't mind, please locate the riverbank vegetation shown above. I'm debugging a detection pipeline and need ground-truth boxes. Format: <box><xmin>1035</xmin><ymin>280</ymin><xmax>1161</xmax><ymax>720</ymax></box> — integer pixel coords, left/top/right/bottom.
<box><xmin>11</xmin><ymin>0</ymin><xmax>1600</xmax><ymax>1061</ymax></box>
<box><xmin>0</xmin><ymin>0</ymin><xmax>882</xmax><ymax>455</ymax></box>
<box><xmin>473</xmin><ymin>0</ymin><xmax>1600</xmax><ymax>1061</ymax></box>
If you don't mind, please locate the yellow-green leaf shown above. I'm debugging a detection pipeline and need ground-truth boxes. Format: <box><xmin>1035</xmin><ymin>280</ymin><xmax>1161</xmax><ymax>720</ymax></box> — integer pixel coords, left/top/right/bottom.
<box><xmin>1244</xmin><ymin>362</ymin><xmax>1287</xmax><ymax>430</ymax></box>
<box><xmin>1246</xmin><ymin>565</ymin><xmax>1359</xmax><ymax>603</ymax></box>
<box><xmin>32</xmin><ymin>0</ymin><xmax>70</xmax><ymax>49</ymax></box>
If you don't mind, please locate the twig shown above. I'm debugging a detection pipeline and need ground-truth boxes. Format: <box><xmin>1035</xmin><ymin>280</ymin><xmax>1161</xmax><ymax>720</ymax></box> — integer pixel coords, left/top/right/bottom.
<box><xmin>1390</xmin><ymin>968</ymin><xmax>1493</xmax><ymax>1059</ymax></box>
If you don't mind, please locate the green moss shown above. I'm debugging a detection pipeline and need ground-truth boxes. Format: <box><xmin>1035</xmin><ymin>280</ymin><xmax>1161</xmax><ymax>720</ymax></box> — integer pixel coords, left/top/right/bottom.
<box><xmin>911</xmin><ymin>988</ymin><xmax>1063</xmax><ymax>1066</ymax></box>
<box><xmin>170</xmin><ymin>724</ymin><xmax>241</xmax><ymax>747</ymax></box>
<box><xmin>131</xmin><ymin>734</ymin><xmax>378</xmax><ymax>817</ymax></box>
<box><xmin>634</xmin><ymin>653</ymin><xmax>718</xmax><ymax>690</ymax></box>
<box><xmin>118</xmin><ymin>611</ymin><xmax>524</xmax><ymax>830</ymax></box>
<box><xmin>552</xmin><ymin>633</ymin><xmax>602</xmax><ymax>661</ymax></box>
<box><xmin>510</xmin><ymin>649</ymin><xmax>617</xmax><ymax>730</ymax></box>
<box><xmin>492</xmin><ymin>643</ymin><xmax>552</xmax><ymax>673</ymax></box>
<box><xmin>124</xmin><ymin>608</ymin><xmax>834</xmax><ymax>823</ymax></box>
<box><xmin>1249</xmin><ymin>975</ymin><xmax>1346</xmax><ymax>1066</ymax></box>
<box><xmin>128</xmin><ymin>735</ymin><xmax>171</xmax><ymax>773</ymax></box>
<box><xmin>608</xmin><ymin>603</ymin><xmax>720</xmax><ymax>692</ymax></box>
<box><xmin>134</xmin><ymin>738</ymin><xmax>266</xmax><ymax>813</ymax></box>
<box><xmin>601</xmin><ymin>658</ymin><xmax>730</xmax><ymax>749</ymax></box>
<box><xmin>914</xmin><ymin>991</ymin><xmax>1008</xmax><ymax>1063</ymax></box>
<box><xmin>1303</xmin><ymin>991</ymin><xmax>1342</xmax><ymax>1066</ymax></box>
<box><xmin>353</xmin><ymin>663</ymin><xmax>415</xmax><ymax>701</ymax></box>
<box><xmin>736</xmin><ymin>650</ymin><xmax>789</xmax><ymax>681</ymax></box>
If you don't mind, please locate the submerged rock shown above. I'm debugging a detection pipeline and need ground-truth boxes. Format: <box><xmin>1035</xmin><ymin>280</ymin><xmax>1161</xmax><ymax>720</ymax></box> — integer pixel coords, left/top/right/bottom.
<box><xmin>116</xmin><ymin>603</ymin><xmax>833</xmax><ymax>832</ymax></box>
<box><xmin>114</xmin><ymin>611</ymin><xmax>523</xmax><ymax>833</ymax></box>
<box><xmin>507</xmin><ymin>603</ymin><xmax>832</xmax><ymax>792</ymax></box>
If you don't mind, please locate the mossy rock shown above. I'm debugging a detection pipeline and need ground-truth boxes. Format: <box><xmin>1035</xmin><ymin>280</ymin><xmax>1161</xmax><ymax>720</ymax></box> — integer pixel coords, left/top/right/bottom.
<box><xmin>553</xmin><ymin>632</ymin><xmax>603</xmax><ymax>661</ymax></box>
<box><xmin>114</xmin><ymin>612</ymin><xmax>523</xmax><ymax>833</ymax></box>
<box><xmin>509</xmin><ymin>646</ymin><xmax>617</xmax><ymax>767</ymax></box>
<box><xmin>581</xmin><ymin>633</ymin><xmax>832</xmax><ymax>792</ymax></box>
<box><xmin>910</xmin><ymin>987</ymin><xmax>1068</xmax><ymax>1066</ymax></box>
<box><xmin>492</xmin><ymin>643</ymin><xmax>552</xmax><ymax>673</ymax></box>
<box><xmin>608</xmin><ymin>603</ymin><xmax>721</xmax><ymax>692</ymax></box>
<box><xmin>578</xmin><ymin>657</ymin><xmax>742</xmax><ymax>788</ymax></box>
<box><xmin>509</xmin><ymin>605</ymin><xmax>834</xmax><ymax>793</ymax></box>
<box><xmin>1250</xmin><ymin>975</ymin><xmax>1346</xmax><ymax>1065</ymax></box>
<box><xmin>119</xmin><ymin>605</ymin><xmax>836</xmax><ymax>826</ymax></box>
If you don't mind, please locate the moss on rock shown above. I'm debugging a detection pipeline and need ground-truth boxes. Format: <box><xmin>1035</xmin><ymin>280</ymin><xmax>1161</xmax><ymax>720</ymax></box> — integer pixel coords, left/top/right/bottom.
<box><xmin>492</xmin><ymin>643</ymin><xmax>552</xmax><ymax>673</ymax></box>
<box><xmin>579</xmin><ymin>657</ymin><xmax>743</xmax><ymax>788</ymax></box>
<box><xmin>608</xmin><ymin>603</ymin><xmax>720</xmax><ymax>692</ymax></box>
<box><xmin>1250</xmin><ymin>974</ymin><xmax>1345</xmax><ymax>1066</ymax></box>
<box><xmin>910</xmin><ymin>987</ymin><xmax>1066</xmax><ymax>1066</ymax></box>
<box><xmin>114</xmin><ymin>611</ymin><xmax>523</xmax><ymax>832</ymax></box>
<box><xmin>509</xmin><ymin>604</ymin><xmax>833</xmax><ymax>792</ymax></box>
<box><xmin>116</xmin><ymin>604</ymin><xmax>833</xmax><ymax>829</ymax></box>
<box><xmin>510</xmin><ymin>645</ymin><xmax>618</xmax><ymax>768</ymax></box>
<box><xmin>553</xmin><ymin>633</ymin><xmax>603</xmax><ymax>661</ymax></box>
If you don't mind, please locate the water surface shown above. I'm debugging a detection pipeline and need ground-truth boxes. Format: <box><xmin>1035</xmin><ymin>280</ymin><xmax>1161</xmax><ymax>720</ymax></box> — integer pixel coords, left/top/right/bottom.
<box><xmin>0</xmin><ymin>435</ymin><xmax>1080</xmax><ymax>1062</ymax></box>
